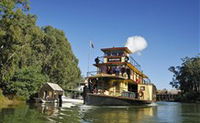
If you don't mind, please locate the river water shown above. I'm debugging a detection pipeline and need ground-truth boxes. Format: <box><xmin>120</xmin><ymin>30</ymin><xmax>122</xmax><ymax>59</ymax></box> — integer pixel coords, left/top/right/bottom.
<box><xmin>0</xmin><ymin>102</ymin><xmax>200</xmax><ymax>123</ymax></box>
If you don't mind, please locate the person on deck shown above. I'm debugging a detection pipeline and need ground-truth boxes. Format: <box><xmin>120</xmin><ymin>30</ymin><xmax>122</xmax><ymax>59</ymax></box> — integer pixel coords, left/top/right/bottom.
<box><xmin>112</xmin><ymin>66</ymin><xmax>116</xmax><ymax>74</ymax></box>
<box><xmin>107</xmin><ymin>66</ymin><xmax>112</xmax><ymax>74</ymax></box>
<box><xmin>83</xmin><ymin>84</ymin><xmax>90</xmax><ymax>104</ymax></box>
<box><xmin>126</xmin><ymin>68</ymin><xmax>131</xmax><ymax>79</ymax></box>
<box><xmin>95</xmin><ymin>57</ymin><xmax>100</xmax><ymax>64</ymax></box>
<box><xmin>125</xmin><ymin>56</ymin><xmax>129</xmax><ymax>62</ymax></box>
<box><xmin>115</xmin><ymin>66</ymin><xmax>120</xmax><ymax>76</ymax></box>
<box><xmin>121</xmin><ymin>66</ymin><xmax>126</xmax><ymax>76</ymax></box>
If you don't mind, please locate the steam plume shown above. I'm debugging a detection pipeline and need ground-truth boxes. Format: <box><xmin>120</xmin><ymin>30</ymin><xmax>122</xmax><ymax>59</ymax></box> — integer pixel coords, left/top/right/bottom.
<box><xmin>125</xmin><ymin>36</ymin><xmax>148</xmax><ymax>54</ymax></box>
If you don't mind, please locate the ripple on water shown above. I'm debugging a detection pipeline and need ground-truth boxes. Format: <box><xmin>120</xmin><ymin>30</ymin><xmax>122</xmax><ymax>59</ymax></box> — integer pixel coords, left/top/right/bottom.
<box><xmin>0</xmin><ymin>102</ymin><xmax>200</xmax><ymax>123</ymax></box>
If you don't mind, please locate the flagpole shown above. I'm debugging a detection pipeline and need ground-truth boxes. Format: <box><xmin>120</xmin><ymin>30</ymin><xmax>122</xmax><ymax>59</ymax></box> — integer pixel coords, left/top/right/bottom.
<box><xmin>87</xmin><ymin>41</ymin><xmax>94</xmax><ymax>77</ymax></box>
<box><xmin>87</xmin><ymin>41</ymin><xmax>91</xmax><ymax>77</ymax></box>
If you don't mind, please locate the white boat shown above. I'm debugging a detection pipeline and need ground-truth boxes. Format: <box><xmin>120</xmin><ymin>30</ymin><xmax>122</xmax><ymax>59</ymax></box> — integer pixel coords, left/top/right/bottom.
<box><xmin>62</xmin><ymin>96</ymin><xmax>83</xmax><ymax>104</ymax></box>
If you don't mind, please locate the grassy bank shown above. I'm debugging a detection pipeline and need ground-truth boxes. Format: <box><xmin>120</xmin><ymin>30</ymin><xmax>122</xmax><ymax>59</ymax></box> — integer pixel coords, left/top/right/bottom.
<box><xmin>0</xmin><ymin>90</ymin><xmax>24</xmax><ymax>108</ymax></box>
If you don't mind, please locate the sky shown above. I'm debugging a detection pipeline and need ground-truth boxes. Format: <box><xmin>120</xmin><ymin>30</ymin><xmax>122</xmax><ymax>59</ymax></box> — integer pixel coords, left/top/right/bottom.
<box><xmin>30</xmin><ymin>0</ymin><xmax>199</xmax><ymax>89</ymax></box>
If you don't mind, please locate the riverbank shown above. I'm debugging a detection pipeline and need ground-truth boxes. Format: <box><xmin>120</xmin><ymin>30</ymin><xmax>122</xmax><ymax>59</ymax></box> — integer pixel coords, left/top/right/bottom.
<box><xmin>174</xmin><ymin>92</ymin><xmax>200</xmax><ymax>103</ymax></box>
<box><xmin>0</xmin><ymin>90</ymin><xmax>24</xmax><ymax>108</ymax></box>
<box><xmin>0</xmin><ymin>98</ymin><xmax>24</xmax><ymax>109</ymax></box>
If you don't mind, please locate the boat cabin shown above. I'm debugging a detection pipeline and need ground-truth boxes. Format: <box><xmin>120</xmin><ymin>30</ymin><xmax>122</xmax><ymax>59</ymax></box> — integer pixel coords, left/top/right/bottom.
<box><xmin>92</xmin><ymin>47</ymin><xmax>148</xmax><ymax>83</ymax></box>
<box><xmin>86</xmin><ymin>47</ymin><xmax>156</xmax><ymax>103</ymax></box>
<box><xmin>38</xmin><ymin>82</ymin><xmax>64</xmax><ymax>103</ymax></box>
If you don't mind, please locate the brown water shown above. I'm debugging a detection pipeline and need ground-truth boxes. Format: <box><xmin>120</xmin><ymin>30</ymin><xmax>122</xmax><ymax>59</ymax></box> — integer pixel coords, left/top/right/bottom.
<box><xmin>0</xmin><ymin>102</ymin><xmax>200</xmax><ymax>123</ymax></box>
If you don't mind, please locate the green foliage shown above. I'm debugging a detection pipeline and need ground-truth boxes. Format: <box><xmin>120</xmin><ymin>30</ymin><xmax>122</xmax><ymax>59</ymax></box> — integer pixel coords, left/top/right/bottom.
<box><xmin>41</xmin><ymin>26</ymin><xmax>81</xmax><ymax>89</ymax></box>
<box><xmin>7</xmin><ymin>66</ymin><xmax>49</xmax><ymax>100</ymax></box>
<box><xmin>175</xmin><ymin>91</ymin><xmax>200</xmax><ymax>102</ymax></box>
<box><xmin>0</xmin><ymin>89</ymin><xmax>3</xmax><ymax>97</ymax></box>
<box><xmin>169</xmin><ymin>56</ymin><xmax>200</xmax><ymax>101</ymax></box>
<box><xmin>0</xmin><ymin>0</ymin><xmax>30</xmax><ymax>17</ymax></box>
<box><xmin>0</xmin><ymin>0</ymin><xmax>82</xmax><ymax>100</ymax></box>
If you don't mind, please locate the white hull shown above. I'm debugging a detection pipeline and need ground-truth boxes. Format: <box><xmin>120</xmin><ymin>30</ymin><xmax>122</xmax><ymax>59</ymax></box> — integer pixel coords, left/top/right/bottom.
<box><xmin>62</xmin><ymin>96</ymin><xmax>83</xmax><ymax>104</ymax></box>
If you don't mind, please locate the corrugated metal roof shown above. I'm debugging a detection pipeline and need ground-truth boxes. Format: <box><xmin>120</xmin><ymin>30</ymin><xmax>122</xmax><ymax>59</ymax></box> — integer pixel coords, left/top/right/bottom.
<box><xmin>101</xmin><ymin>47</ymin><xmax>132</xmax><ymax>54</ymax></box>
<box><xmin>46</xmin><ymin>82</ymin><xmax>63</xmax><ymax>91</ymax></box>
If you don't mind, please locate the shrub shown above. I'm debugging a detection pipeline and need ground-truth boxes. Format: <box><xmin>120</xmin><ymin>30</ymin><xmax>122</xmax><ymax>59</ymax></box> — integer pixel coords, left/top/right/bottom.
<box><xmin>0</xmin><ymin>89</ymin><xmax>3</xmax><ymax>97</ymax></box>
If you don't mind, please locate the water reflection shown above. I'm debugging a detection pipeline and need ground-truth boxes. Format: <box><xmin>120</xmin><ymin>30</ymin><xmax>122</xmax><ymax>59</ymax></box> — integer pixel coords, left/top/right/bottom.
<box><xmin>33</xmin><ymin>103</ymin><xmax>57</xmax><ymax>115</ymax></box>
<box><xmin>0</xmin><ymin>104</ymin><xmax>47</xmax><ymax>123</ymax></box>
<box><xmin>0</xmin><ymin>102</ymin><xmax>200</xmax><ymax>123</ymax></box>
<box><xmin>180</xmin><ymin>103</ymin><xmax>200</xmax><ymax>123</ymax></box>
<box><xmin>33</xmin><ymin>103</ymin><xmax>81</xmax><ymax>122</ymax></box>
<box><xmin>80</xmin><ymin>105</ymin><xmax>157</xmax><ymax>123</ymax></box>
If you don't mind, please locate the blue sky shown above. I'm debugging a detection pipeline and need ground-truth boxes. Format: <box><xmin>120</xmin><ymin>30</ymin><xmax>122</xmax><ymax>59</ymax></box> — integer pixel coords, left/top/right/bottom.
<box><xmin>30</xmin><ymin>0</ymin><xmax>199</xmax><ymax>89</ymax></box>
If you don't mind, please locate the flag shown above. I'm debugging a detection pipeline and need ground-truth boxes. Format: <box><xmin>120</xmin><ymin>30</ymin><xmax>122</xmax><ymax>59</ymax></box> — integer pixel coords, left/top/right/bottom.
<box><xmin>90</xmin><ymin>41</ymin><xmax>94</xmax><ymax>48</ymax></box>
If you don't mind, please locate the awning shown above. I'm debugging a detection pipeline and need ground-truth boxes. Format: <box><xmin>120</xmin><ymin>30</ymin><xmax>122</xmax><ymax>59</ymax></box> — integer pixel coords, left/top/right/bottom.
<box><xmin>87</xmin><ymin>73</ymin><xmax>125</xmax><ymax>80</ymax></box>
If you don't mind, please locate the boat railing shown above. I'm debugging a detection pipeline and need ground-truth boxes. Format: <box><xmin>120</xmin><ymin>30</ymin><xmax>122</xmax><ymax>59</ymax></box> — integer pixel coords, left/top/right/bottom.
<box><xmin>121</xmin><ymin>91</ymin><xmax>137</xmax><ymax>99</ymax></box>
<box><xmin>129</xmin><ymin>56</ymin><xmax>141</xmax><ymax>71</ymax></box>
<box><xmin>94</xmin><ymin>56</ymin><xmax>142</xmax><ymax>71</ymax></box>
<box><xmin>143</xmin><ymin>78</ymin><xmax>151</xmax><ymax>84</ymax></box>
<box><xmin>87</xmin><ymin>71</ymin><xmax>101</xmax><ymax>77</ymax></box>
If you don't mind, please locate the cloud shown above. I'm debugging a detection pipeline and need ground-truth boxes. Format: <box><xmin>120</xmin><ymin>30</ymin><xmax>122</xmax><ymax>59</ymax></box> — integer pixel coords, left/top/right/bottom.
<box><xmin>125</xmin><ymin>36</ymin><xmax>148</xmax><ymax>54</ymax></box>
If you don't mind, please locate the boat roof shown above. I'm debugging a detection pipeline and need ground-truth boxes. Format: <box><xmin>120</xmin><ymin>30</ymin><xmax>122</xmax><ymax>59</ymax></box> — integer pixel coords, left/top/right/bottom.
<box><xmin>46</xmin><ymin>82</ymin><xmax>64</xmax><ymax>91</ymax></box>
<box><xmin>101</xmin><ymin>47</ymin><xmax>132</xmax><ymax>54</ymax></box>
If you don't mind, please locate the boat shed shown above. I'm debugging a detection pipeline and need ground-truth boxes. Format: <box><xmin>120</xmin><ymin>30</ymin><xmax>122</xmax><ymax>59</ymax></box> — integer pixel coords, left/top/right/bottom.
<box><xmin>38</xmin><ymin>82</ymin><xmax>64</xmax><ymax>102</ymax></box>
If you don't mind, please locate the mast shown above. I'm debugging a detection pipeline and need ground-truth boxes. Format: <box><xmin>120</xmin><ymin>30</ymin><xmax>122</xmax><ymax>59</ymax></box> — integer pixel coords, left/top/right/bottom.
<box><xmin>87</xmin><ymin>41</ymin><xmax>94</xmax><ymax>77</ymax></box>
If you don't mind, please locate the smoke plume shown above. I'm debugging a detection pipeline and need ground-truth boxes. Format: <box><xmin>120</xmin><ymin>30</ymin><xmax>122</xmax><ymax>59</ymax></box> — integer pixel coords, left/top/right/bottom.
<box><xmin>125</xmin><ymin>36</ymin><xmax>148</xmax><ymax>54</ymax></box>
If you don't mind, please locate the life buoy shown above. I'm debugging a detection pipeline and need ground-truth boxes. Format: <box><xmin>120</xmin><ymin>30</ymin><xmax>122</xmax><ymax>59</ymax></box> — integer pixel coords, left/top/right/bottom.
<box><xmin>139</xmin><ymin>91</ymin><xmax>144</xmax><ymax>97</ymax></box>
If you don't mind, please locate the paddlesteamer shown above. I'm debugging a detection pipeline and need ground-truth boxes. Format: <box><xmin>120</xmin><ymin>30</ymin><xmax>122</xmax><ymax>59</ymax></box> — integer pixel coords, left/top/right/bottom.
<box><xmin>84</xmin><ymin>47</ymin><xmax>156</xmax><ymax>106</ymax></box>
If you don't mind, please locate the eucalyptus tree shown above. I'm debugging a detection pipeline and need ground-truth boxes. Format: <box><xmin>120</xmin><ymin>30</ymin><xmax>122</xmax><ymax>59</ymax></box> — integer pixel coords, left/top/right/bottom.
<box><xmin>0</xmin><ymin>0</ymin><xmax>81</xmax><ymax>99</ymax></box>
<box><xmin>169</xmin><ymin>56</ymin><xmax>200</xmax><ymax>101</ymax></box>
<box><xmin>41</xmin><ymin>26</ymin><xmax>81</xmax><ymax>90</ymax></box>
<box><xmin>0</xmin><ymin>0</ymin><xmax>47</xmax><ymax>99</ymax></box>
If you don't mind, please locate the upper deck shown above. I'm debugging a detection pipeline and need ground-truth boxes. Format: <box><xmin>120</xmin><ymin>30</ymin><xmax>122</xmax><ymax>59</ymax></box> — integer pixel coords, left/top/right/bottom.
<box><xmin>89</xmin><ymin>47</ymin><xmax>150</xmax><ymax>84</ymax></box>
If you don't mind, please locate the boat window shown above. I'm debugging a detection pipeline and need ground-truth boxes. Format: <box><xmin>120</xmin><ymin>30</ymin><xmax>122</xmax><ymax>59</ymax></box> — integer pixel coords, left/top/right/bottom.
<box><xmin>112</xmin><ymin>52</ymin><xmax>117</xmax><ymax>56</ymax></box>
<box><xmin>105</xmin><ymin>52</ymin><xmax>111</xmax><ymax>56</ymax></box>
<box><xmin>104</xmin><ymin>51</ymin><xmax>124</xmax><ymax>57</ymax></box>
<box><xmin>117</xmin><ymin>51</ymin><xmax>124</xmax><ymax>56</ymax></box>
